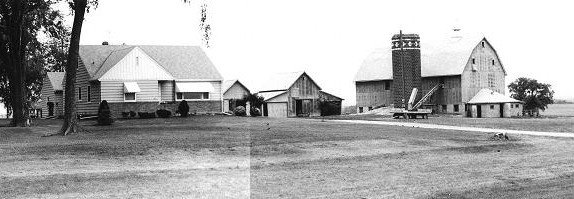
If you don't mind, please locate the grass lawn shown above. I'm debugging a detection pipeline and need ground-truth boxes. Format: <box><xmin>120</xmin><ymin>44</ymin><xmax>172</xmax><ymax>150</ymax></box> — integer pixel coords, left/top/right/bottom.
<box><xmin>321</xmin><ymin>114</ymin><xmax>574</xmax><ymax>133</ymax></box>
<box><xmin>2</xmin><ymin>116</ymin><xmax>574</xmax><ymax>198</ymax></box>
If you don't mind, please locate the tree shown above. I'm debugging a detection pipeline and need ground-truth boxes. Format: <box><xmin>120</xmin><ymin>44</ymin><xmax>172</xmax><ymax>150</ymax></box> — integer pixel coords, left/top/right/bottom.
<box><xmin>243</xmin><ymin>93</ymin><xmax>264</xmax><ymax>116</ymax></box>
<box><xmin>508</xmin><ymin>77</ymin><xmax>554</xmax><ymax>116</ymax></box>
<box><xmin>0</xmin><ymin>0</ymin><xmax>66</xmax><ymax>126</ymax></box>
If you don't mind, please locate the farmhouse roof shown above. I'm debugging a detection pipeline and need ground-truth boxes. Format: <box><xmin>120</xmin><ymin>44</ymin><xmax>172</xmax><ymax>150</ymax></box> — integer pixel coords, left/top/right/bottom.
<box><xmin>355</xmin><ymin>34</ymin><xmax>505</xmax><ymax>82</ymax></box>
<box><xmin>46</xmin><ymin>72</ymin><xmax>65</xmax><ymax>91</ymax></box>
<box><xmin>467</xmin><ymin>88</ymin><xmax>522</xmax><ymax>104</ymax></box>
<box><xmin>258</xmin><ymin>71</ymin><xmax>322</xmax><ymax>92</ymax></box>
<box><xmin>79</xmin><ymin>45</ymin><xmax>223</xmax><ymax>81</ymax></box>
<box><xmin>223</xmin><ymin>79</ymin><xmax>250</xmax><ymax>94</ymax></box>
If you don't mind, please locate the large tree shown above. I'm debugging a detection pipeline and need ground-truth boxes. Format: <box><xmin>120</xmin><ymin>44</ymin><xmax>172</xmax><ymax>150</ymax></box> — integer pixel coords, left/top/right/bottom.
<box><xmin>0</xmin><ymin>0</ymin><xmax>66</xmax><ymax>126</ymax></box>
<box><xmin>58</xmin><ymin>0</ymin><xmax>210</xmax><ymax>135</ymax></box>
<box><xmin>508</xmin><ymin>77</ymin><xmax>554</xmax><ymax>116</ymax></box>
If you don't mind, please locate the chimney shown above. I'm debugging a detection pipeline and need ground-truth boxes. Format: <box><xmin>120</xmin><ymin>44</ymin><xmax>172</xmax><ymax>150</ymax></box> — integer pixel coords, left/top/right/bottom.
<box><xmin>391</xmin><ymin>31</ymin><xmax>422</xmax><ymax>108</ymax></box>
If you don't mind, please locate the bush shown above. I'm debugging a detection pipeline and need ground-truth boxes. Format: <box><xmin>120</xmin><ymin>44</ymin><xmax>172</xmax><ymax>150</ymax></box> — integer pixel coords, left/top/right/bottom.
<box><xmin>319</xmin><ymin>100</ymin><xmax>341</xmax><ymax>116</ymax></box>
<box><xmin>234</xmin><ymin>106</ymin><xmax>246</xmax><ymax>116</ymax></box>
<box><xmin>97</xmin><ymin>100</ymin><xmax>114</xmax><ymax>125</ymax></box>
<box><xmin>178</xmin><ymin>100</ymin><xmax>190</xmax><ymax>117</ymax></box>
<box><xmin>129</xmin><ymin>111</ymin><xmax>136</xmax><ymax>117</ymax></box>
<box><xmin>156</xmin><ymin>109</ymin><xmax>171</xmax><ymax>118</ymax></box>
<box><xmin>121</xmin><ymin>112</ymin><xmax>130</xmax><ymax>118</ymax></box>
<box><xmin>250</xmin><ymin>107</ymin><xmax>261</xmax><ymax>116</ymax></box>
<box><xmin>138</xmin><ymin>112</ymin><xmax>156</xmax><ymax>119</ymax></box>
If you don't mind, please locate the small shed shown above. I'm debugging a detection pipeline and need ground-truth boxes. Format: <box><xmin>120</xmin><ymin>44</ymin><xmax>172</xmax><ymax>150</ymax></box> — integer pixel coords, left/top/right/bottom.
<box><xmin>222</xmin><ymin>80</ymin><xmax>251</xmax><ymax>113</ymax></box>
<box><xmin>466</xmin><ymin>88</ymin><xmax>523</xmax><ymax>118</ymax></box>
<box><xmin>257</xmin><ymin>71</ymin><xmax>343</xmax><ymax>117</ymax></box>
<box><xmin>319</xmin><ymin>91</ymin><xmax>344</xmax><ymax>116</ymax></box>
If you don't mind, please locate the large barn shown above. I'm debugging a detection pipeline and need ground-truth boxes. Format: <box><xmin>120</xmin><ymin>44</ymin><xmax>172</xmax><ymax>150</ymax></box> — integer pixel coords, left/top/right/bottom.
<box><xmin>355</xmin><ymin>30</ymin><xmax>510</xmax><ymax>116</ymax></box>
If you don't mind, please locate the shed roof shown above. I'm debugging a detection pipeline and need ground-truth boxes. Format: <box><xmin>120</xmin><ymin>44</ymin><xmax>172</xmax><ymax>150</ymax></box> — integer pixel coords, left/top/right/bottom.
<box><xmin>258</xmin><ymin>90</ymin><xmax>286</xmax><ymax>102</ymax></box>
<box><xmin>467</xmin><ymin>88</ymin><xmax>522</xmax><ymax>104</ymax></box>
<box><xmin>46</xmin><ymin>72</ymin><xmax>65</xmax><ymax>91</ymax></box>
<box><xmin>79</xmin><ymin>45</ymin><xmax>223</xmax><ymax>81</ymax></box>
<box><xmin>319</xmin><ymin>90</ymin><xmax>344</xmax><ymax>101</ymax></box>
<box><xmin>355</xmin><ymin>34</ymin><xmax>503</xmax><ymax>82</ymax></box>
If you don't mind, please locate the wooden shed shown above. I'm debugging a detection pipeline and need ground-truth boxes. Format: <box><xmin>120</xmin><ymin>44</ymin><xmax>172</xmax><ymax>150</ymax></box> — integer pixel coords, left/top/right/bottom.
<box><xmin>258</xmin><ymin>71</ymin><xmax>343</xmax><ymax>117</ymax></box>
<box><xmin>40</xmin><ymin>72</ymin><xmax>65</xmax><ymax>118</ymax></box>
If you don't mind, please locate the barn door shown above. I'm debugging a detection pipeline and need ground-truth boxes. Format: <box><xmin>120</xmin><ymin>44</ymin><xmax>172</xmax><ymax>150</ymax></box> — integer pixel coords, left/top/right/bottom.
<box><xmin>47</xmin><ymin>102</ymin><xmax>54</xmax><ymax>116</ymax></box>
<box><xmin>499</xmin><ymin>103</ymin><xmax>504</xmax><ymax>118</ymax></box>
<box><xmin>295</xmin><ymin>100</ymin><xmax>303</xmax><ymax>116</ymax></box>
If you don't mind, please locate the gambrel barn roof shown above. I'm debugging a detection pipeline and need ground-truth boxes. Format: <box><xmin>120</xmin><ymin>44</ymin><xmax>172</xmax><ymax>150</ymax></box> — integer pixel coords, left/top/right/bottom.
<box><xmin>355</xmin><ymin>34</ymin><xmax>506</xmax><ymax>82</ymax></box>
<box><xmin>78</xmin><ymin>45</ymin><xmax>223</xmax><ymax>81</ymax></box>
<box><xmin>46</xmin><ymin>72</ymin><xmax>65</xmax><ymax>91</ymax></box>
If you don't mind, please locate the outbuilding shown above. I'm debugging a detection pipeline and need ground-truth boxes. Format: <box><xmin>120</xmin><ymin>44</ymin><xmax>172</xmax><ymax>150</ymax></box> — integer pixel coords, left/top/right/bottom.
<box><xmin>257</xmin><ymin>71</ymin><xmax>343</xmax><ymax>117</ymax></box>
<box><xmin>466</xmin><ymin>88</ymin><xmax>523</xmax><ymax>118</ymax></box>
<box><xmin>222</xmin><ymin>79</ymin><xmax>251</xmax><ymax>113</ymax></box>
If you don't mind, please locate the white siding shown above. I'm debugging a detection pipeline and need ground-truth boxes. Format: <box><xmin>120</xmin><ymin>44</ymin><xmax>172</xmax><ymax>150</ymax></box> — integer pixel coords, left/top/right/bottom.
<box><xmin>99</xmin><ymin>47</ymin><xmax>174</xmax><ymax>81</ymax></box>
<box><xmin>223</xmin><ymin>83</ymin><xmax>250</xmax><ymax>100</ymax></box>
<box><xmin>101</xmin><ymin>80</ymin><xmax>160</xmax><ymax>102</ymax></box>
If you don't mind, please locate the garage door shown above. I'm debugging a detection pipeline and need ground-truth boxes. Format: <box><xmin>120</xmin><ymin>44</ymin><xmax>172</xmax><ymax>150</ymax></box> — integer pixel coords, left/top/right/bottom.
<box><xmin>267</xmin><ymin>103</ymin><xmax>287</xmax><ymax>117</ymax></box>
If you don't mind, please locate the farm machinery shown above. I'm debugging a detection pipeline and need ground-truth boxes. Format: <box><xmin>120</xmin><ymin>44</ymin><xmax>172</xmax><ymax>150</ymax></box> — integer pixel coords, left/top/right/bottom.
<box><xmin>390</xmin><ymin>84</ymin><xmax>442</xmax><ymax>119</ymax></box>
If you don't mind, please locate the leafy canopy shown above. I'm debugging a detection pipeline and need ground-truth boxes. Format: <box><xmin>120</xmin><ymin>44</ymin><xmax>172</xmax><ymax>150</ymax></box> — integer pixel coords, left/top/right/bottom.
<box><xmin>508</xmin><ymin>77</ymin><xmax>554</xmax><ymax>111</ymax></box>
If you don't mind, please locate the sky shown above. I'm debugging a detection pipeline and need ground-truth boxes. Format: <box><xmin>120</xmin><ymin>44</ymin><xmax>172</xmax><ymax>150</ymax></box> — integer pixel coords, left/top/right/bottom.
<box><xmin>59</xmin><ymin>0</ymin><xmax>574</xmax><ymax>105</ymax></box>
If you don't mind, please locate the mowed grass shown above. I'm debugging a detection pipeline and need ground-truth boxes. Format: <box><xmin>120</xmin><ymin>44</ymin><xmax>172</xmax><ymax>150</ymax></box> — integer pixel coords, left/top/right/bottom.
<box><xmin>1</xmin><ymin>116</ymin><xmax>574</xmax><ymax>198</ymax></box>
<box><xmin>323</xmin><ymin>114</ymin><xmax>574</xmax><ymax>133</ymax></box>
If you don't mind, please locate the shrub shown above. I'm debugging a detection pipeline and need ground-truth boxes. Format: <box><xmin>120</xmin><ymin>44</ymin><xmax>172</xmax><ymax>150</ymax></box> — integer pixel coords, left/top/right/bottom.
<box><xmin>129</xmin><ymin>111</ymin><xmax>136</xmax><ymax>117</ymax></box>
<box><xmin>138</xmin><ymin>112</ymin><xmax>156</xmax><ymax>119</ymax></box>
<box><xmin>97</xmin><ymin>100</ymin><xmax>114</xmax><ymax>125</ymax></box>
<box><xmin>121</xmin><ymin>112</ymin><xmax>130</xmax><ymax>118</ymax></box>
<box><xmin>250</xmin><ymin>107</ymin><xmax>261</xmax><ymax>116</ymax></box>
<box><xmin>319</xmin><ymin>100</ymin><xmax>341</xmax><ymax>116</ymax></box>
<box><xmin>156</xmin><ymin>109</ymin><xmax>171</xmax><ymax>118</ymax></box>
<box><xmin>178</xmin><ymin>100</ymin><xmax>190</xmax><ymax>117</ymax></box>
<box><xmin>234</xmin><ymin>106</ymin><xmax>246</xmax><ymax>116</ymax></box>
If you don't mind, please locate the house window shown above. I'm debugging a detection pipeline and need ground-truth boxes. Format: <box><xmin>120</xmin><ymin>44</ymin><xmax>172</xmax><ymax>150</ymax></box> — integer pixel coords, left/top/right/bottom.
<box><xmin>490</xmin><ymin>105</ymin><xmax>495</xmax><ymax>109</ymax></box>
<box><xmin>384</xmin><ymin>81</ymin><xmax>390</xmax><ymax>90</ymax></box>
<box><xmin>454</xmin><ymin>104</ymin><xmax>459</xmax><ymax>112</ymax></box>
<box><xmin>78</xmin><ymin>87</ymin><xmax>82</xmax><ymax>101</ymax></box>
<box><xmin>482</xmin><ymin>41</ymin><xmax>485</xmax><ymax>48</ymax></box>
<box><xmin>368</xmin><ymin>107</ymin><xmax>373</xmax><ymax>111</ymax></box>
<box><xmin>124</xmin><ymin>93</ymin><xmax>136</xmax><ymax>101</ymax></box>
<box><xmin>488</xmin><ymin>73</ymin><xmax>496</xmax><ymax>88</ymax></box>
<box><xmin>47</xmin><ymin>97</ymin><xmax>50</xmax><ymax>102</ymax></box>
<box><xmin>136</xmin><ymin>56</ymin><xmax>139</xmax><ymax>66</ymax></box>
<box><xmin>492</xmin><ymin>59</ymin><xmax>495</xmax><ymax>65</ymax></box>
<box><xmin>87</xmin><ymin>86</ymin><xmax>91</xmax><ymax>102</ymax></box>
<box><xmin>510</xmin><ymin>104</ymin><xmax>513</xmax><ymax>108</ymax></box>
<box><xmin>472</xmin><ymin>58</ymin><xmax>476</xmax><ymax>65</ymax></box>
<box><xmin>442</xmin><ymin>105</ymin><xmax>447</xmax><ymax>112</ymax></box>
<box><xmin>358</xmin><ymin>107</ymin><xmax>363</xmax><ymax>113</ymax></box>
<box><xmin>176</xmin><ymin>92</ymin><xmax>209</xmax><ymax>100</ymax></box>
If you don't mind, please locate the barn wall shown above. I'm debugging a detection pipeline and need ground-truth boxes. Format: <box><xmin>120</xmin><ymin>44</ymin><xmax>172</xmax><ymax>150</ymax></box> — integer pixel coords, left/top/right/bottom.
<box><xmin>461</xmin><ymin>39</ymin><xmax>506</xmax><ymax>103</ymax></box>
<box><xmin>421</xmin><ymin>75</ymin><xmax>462</xmax><ymax>113</ymax></box>
<box><xmin>223</xmin><ymin>82</ymin><xmax>250</xmax><ymax>100</ymax></box>
<box><xmin>355</xmin><ymin>80</ymin><xmax>393</xmax><ymax>112</ymax></box>
<box><xmin>286</xmin><ymin>74</ymin><xmax>321</xmax><ymax>117</ymax></box>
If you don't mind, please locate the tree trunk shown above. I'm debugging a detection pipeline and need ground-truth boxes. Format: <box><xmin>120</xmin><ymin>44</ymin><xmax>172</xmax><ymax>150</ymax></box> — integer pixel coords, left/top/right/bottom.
<box><xmin>60</xmin><ymin>0</ymin><xmax>87</xmax><ymax>135</ymax></box>
<box><xmin>8</xmin><ymin>0</ymin><xmax>28</xmax><ymax>127</ymax></box>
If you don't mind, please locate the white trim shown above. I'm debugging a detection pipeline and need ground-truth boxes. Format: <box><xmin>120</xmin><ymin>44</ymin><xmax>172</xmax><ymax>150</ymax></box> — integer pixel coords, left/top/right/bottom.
<box><xmin>124</xmin><ymin>93</ymin><xmax>137</xmax><ymax>102</ymax></box>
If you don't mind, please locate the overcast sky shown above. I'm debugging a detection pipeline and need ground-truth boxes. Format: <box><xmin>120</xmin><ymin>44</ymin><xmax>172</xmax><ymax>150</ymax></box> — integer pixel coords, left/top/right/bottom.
<box><xmin>63</xmin><ymin>0</ymin><xmax>574</xmax><ymax>105</ymax></box>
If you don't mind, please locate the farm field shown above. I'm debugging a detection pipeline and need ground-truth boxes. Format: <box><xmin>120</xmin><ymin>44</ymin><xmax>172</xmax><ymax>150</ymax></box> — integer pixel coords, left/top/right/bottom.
<box><xmin>1</xmin><ymin>116</ymin><xmax>574</xmax><ymax>198</ymax></box>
